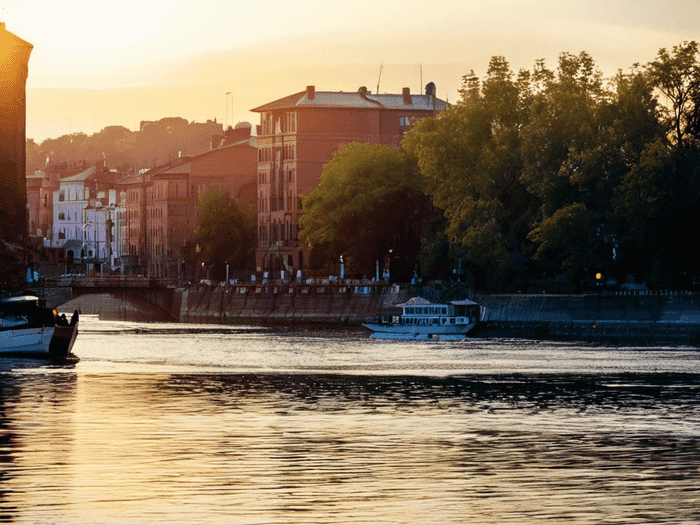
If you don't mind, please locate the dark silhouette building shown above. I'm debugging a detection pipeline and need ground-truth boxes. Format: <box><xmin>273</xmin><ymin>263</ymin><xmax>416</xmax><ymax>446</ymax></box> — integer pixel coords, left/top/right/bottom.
<box><xmin>1</xmin><ymin>23</ymin><xmax>32</xmax><ymax>244</ymax></box>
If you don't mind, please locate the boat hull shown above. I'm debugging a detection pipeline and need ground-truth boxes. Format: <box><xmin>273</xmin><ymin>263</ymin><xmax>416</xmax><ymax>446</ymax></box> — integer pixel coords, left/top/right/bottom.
<box><xmin>1</xmin><ymin>297</ymin><xmax>80</xmax><ymax>359</ymax></box>
<box><xmin>0</xmin><ymin>326</ymin><xmax>55</xmax><ymax>354</ymax></box>
<box><xmin>363</xmin><ymin>321</ymin><xmax>477</xmax><ymax>341</ymax></box>
<box><xmin>48</xmin><ymin>322</ymin><xmax>79</xmax><ymax>357</ymax></box>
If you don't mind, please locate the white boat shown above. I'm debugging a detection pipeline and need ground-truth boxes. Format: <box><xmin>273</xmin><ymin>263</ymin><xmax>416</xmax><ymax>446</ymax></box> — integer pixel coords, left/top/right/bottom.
<box><xmin>0</xmin><ymin>295</ymin><xmax>79</xmax><ymax>357</ymax></box>
<box><xmin>363</xmin><ymin>297</ymin><xmax>480</xmax><ymax>340</ymax></box>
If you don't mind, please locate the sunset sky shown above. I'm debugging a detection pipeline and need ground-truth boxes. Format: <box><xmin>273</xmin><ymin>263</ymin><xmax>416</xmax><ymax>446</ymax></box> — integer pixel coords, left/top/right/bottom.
<box><xmin>4</xmin><ymin>0</ymin><xmax>700</xmax><ymax>143</ymax></box>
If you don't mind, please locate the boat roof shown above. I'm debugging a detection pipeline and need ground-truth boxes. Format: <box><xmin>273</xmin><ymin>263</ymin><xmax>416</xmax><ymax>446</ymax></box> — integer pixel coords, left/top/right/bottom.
<box><xmin>396</xmin><ymin>297</ymin><xmax>433</xmax><ymax>307</ymax></box>
<box><xmin>451</xmin><ymin>299</ymin><xmax>479</xmax><ymax>306</ymax></box>
<box><xmin>396</xmin><ymin>297</ymin><xmax>479</xmax><ymax>307</ymax></box>
<box><xmin>0</xmin><ymin>295</ymin><xmax>40</xmax><ymax>304</ymax></box>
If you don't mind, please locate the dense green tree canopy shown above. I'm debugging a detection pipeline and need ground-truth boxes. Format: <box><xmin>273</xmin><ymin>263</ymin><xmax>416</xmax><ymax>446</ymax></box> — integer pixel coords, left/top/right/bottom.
<box><xmin>298</xmin><ymin>142</ymin><xmax>430</xmax><ymax>278</ymax></box>
<box><xmin>193</xmin><ymin>185</ymin><xmax>256</xmax><ymax>271</ymax></box>
<box><xmin>612</xmin><ymin>42</ymin><xmax>700</xmax><ymax>285</ymax></box>
<box><xmin>405</xmin><ymin>44</ymin><xmax>698</xmax><ymax>290</ymax></box>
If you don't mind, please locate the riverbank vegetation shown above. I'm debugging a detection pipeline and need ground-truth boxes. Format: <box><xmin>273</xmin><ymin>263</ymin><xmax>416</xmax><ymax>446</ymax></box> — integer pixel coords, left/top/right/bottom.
<box><xmin>304</xmin><ymin>42</ymin><xmax>700</xmax><ymax>291</ymax></box>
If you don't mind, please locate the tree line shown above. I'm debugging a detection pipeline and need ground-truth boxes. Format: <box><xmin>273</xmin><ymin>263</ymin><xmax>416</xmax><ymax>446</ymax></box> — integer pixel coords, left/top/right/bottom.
<box><xmin>26</xmin><ymin>117</ymin><xmax>220</xmax><ymax>174</ymax></box>
<box><xmin>301</xmin><ymin>42</ymin><xmax>700</xmax><ymax>290</ymax></box>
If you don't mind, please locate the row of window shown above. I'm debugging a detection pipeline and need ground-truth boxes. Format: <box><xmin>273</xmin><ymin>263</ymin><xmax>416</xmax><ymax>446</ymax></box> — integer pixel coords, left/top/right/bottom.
<box><xmin>258</xmin><ymin>223</ymin><xmax>297</xmax><ymax>243</ymax></box>
<box><xmin>260</xmin><ymin>111</ymin><xmax>297</xmax><ymax>135</ymax></box>
<box><xmin>258</xmin><ymin>144</ymin><xmax>297</xmax><ymax>163</ymax></box>
<box><xmin>258</xmin><ymin>169</ymin><xmax>295</xmax><ymax>184</ymax></box>
<box><xmin>405</xmin><ymin>306</ymin><xmax>448</xmax><ymax>315</ymax></box>
<box><xmin>58</xmin><ymin>188</ymin><xmax>88</xmax><ymax>202</ymax></box>
<box><xmin>258</xmin><ymin>192</ymin><xmax>301</xmax><ymax>212</ymax></box>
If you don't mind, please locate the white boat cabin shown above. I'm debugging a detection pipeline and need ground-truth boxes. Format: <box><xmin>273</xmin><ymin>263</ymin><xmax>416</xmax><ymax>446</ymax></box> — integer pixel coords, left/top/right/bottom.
<box><xmin>396</xmin><ymin>298</ymin><xmax>479</xmax><ymax>326</ymax></box>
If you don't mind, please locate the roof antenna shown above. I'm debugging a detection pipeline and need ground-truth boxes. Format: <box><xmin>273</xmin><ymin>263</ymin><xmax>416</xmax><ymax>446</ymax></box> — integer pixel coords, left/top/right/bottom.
<box><xmin>376</xmin><ymin>63</ymin><xmax>383</xmax><ymax>94</ymax></box>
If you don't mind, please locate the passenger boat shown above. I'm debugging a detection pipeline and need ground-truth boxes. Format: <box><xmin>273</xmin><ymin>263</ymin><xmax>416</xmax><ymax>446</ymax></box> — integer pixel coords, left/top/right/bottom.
<box><xmin>363</xmin><ymin>296</ymin><xmax>480</xmax><ymax>340</ymax></box>
<box><xmin>0</xmin><ymin>295</ymin><xmax>79</xmax><ymax>357</ymax></box>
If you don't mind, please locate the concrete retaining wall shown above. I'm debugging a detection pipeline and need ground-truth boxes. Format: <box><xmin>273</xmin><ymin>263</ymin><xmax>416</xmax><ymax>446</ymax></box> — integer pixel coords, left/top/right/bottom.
<box><xmin>178</xmin><ymin>283</ymin><xmax>404</xmax><ymax>325</ymax></box>
<box><xmin>472</xmin><ymin>293</ymin><xmax>700</xmax><ymax>345</ymax></box>
<box><xmin>472</xmin><ymin>293</ymin><xmax>700</xmax><ymax>323</ymax></box>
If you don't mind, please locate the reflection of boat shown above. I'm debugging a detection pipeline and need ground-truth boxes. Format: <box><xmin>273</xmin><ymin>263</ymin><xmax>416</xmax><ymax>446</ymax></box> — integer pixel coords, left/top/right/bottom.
<box><xmin>0</xmin><ymin>295</ymin><xmax>79</xmax><ymax>357</ymax></box>
<box><xmin>363</xmin><ymin>297</ymin><xmax>480</xmax><ymax>341</ymax></box>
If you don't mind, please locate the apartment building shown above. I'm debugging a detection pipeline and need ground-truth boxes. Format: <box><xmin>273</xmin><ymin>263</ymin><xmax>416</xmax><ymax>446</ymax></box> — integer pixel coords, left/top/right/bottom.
<box><xmin>117</xmin><ymin>125</ymin><xmax>257</xmax><ymax>280</ymax></box>
<box><xmin>250</xmin><ymin>83</ymin><xmax>446</xmax><ymax>274</ymax></box>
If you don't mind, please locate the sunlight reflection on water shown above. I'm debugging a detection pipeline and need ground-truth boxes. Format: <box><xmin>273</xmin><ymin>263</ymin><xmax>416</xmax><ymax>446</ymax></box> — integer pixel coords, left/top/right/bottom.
<box><xmin>1</xmin><ymin>317</ymin><xmax>699</xmax><ymax>524</ymax></box>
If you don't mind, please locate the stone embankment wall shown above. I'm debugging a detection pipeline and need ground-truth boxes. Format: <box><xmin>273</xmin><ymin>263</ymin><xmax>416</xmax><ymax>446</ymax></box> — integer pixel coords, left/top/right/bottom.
<box><xmin>37</xmin><ymin>282</ymin><xmax>700</xmax><ymax>344</ymax></box>
<box><xmin>473</xmin><ymin>292</ymin><xmax>700</xmax><ymax>345</ymax></box>
<box><xmin>178</xmin><ymin>283</ymin><xmax>404</xmax><ymax>325</ymax></box>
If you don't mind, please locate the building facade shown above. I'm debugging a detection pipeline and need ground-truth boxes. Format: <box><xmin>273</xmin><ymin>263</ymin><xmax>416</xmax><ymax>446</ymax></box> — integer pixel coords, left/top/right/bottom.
<box><xmin>117</xmin><ymin>126</ymin><xmax>257</xmax><ymax>280</ymax></box>
<box><xmin>0</xmin><ymin>23</ymin><xmax>32</xmax><ymax>245</ymax></box>
<box><xmin>250</xmin><ymin>83</ymin><xmax>446</xmax><ymax>275</ymax></box>
<box><xmin>51</xmin><ymin>165</ymin><xmax>124</xmax><ymax>274</ymax></box>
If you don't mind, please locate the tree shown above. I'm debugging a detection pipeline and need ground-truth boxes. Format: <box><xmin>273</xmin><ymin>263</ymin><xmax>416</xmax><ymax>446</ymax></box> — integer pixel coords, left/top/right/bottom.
<box><xmin>612</xmin><ymin>42</ymin><xmax>700</xmax><ymax>285</ymax></box>
<box><xmin>520</xmin><ymin>51</ymin><xmax>605</xmax><ymax>216</ymax></box>
<box><xmin>405</xmin><ymin>50</ymin><xmax>672</xmax><ymax>289</ymax></box>
<box><xmin>647</xmin><ymin>41</ymin><xmax>699</xmax><ymax>148</ymax></box>
<box><xmin>193</xmin><ymin>185</ymin><xmax>256</xmax><ymax>273</ymax></box>
<box><xmin>527</xmin><ymin>202</ymin><xmax>592</xmax><ymax>270</ymax></box>
<box><xmin>298</xmin><ymin>142</ymin><xmax>428</xmax><ymax>279</ymax></box>
<box><xmin>403</xmin><ymin>56</ymin><xmax>533</xmax><ymax>289</ymax></box>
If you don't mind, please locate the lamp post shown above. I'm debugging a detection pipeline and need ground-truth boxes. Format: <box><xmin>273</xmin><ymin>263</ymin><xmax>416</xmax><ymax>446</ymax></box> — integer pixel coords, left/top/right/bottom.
<box><xmin>225</xmin><ymin>261</ymin><xmax>229</xmax><ymax>286</ymax></box>
<box><xmin>340</xmin><ymin>255</ymin><xmax>344</xmax><ymax>280</ymax></box>
<box><xmin>388</xmin><ymin>248</ymin><xmax>393</xmax><ymax>282</ymax></box>
<box><xmin>225</xmin><ymin>92</ymin><xmax>231</xmax><ymax>129</ymax></box>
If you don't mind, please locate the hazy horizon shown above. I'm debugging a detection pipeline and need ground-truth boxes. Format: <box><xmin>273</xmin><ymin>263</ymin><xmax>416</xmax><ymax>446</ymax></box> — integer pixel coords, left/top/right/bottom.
<box><xmin>5</xmin><ymin>0</ymin><xmax>700</xmax><ymax>143</ymax></box>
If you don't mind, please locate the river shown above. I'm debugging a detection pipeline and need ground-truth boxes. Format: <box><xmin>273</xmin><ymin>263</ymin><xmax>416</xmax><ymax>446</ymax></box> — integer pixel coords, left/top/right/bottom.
<box><xmin>1</xmin><ymin>315</ymin><xmax>699</xmax><ymax>524</ymax></box>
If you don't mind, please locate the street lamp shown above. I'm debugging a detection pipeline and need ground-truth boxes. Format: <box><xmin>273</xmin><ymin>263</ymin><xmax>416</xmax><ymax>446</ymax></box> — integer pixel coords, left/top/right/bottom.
<box><xmin>225</xmin><ymin>92</ymin><xmax>231</xmax><ymax>129</ymax></box>
<box><xmin>340</xmin><ymin>255</ymin><xmax>344</xmax><ymax>280</ymax></box>
<box><xmin>388</xmin><ymin>248</ymin><xmax>393</xmax><ymax>282</ymax></box>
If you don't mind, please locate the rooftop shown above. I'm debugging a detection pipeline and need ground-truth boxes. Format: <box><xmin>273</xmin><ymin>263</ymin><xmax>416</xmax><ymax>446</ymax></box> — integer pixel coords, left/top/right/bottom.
<box><xmin>251</xmin><ymin>86</ymin><xmax>446</xmax><ymax>113</ymax></box>
<box><xmin>61</xmin><ymin>166</ymin><xmax>96</xmax><ymax>182</ymax></box>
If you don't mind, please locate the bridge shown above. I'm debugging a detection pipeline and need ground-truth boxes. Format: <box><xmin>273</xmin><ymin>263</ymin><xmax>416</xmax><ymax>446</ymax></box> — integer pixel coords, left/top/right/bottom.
<box><xmin>36</xmin><ymin>276</ymin><xmax>179</xmax><ymax>322</ymax></box>
<box><xmin>34</xmin><ymin>276</ymin><xmax>401</xmax><ymax>324</ymax></box>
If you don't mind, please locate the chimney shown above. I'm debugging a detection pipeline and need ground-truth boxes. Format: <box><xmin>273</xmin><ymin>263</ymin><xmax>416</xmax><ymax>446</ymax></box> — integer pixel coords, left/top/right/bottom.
<box><xmin>402</xmin><ymin>87</ymin><xmax>411</xmax><ymax>105</ymax></box>
<box><xmin>306</xmin><ymin>85</ymin><xmax>315</xmax><ymax>100</ymax></box>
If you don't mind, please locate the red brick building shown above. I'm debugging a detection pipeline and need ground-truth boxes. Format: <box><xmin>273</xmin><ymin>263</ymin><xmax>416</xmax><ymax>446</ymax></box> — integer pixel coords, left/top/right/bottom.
<box><xmin>119</xmin><ymin>125</ymin><xmax>257</xmax><ymax>280</ymax></box>
<box><xmin>251</xmin><ymin>83</ymin><xmax>446</xmax><ymax>275</ymax></box>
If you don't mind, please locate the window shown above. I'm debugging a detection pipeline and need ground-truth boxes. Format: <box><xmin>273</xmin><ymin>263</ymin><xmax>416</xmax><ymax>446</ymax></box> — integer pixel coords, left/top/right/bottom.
<box><xmin>399</xmin><ymin>115</ymin><xmax>411</xmax><ymax>127</ymax></box>
<box><xmin>286</xmin><ymin>112</ymin><xmax>296</xmax><ymax>132</ymax></box>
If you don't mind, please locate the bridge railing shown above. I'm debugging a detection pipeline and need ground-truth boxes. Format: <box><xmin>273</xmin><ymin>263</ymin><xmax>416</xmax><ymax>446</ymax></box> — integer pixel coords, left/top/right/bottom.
<box><xmin>45</xmin><ymin>275</ymin><xmax>172</xmax><ymax>288</ymax></box>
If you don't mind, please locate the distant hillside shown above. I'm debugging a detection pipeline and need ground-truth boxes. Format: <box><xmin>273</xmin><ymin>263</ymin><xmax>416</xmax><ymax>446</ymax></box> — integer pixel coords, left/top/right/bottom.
<box><xmin>26</xmin><ymin>117</ymin><xmax>223</xmax><ymax>174</ymax></box>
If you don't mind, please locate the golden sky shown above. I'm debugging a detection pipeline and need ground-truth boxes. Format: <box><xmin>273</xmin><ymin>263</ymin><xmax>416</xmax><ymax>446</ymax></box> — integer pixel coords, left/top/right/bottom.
<box><xmin>4</xmin><ymin>0</ymin><xmax>700</xmax><ymax>142</ymax></box>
